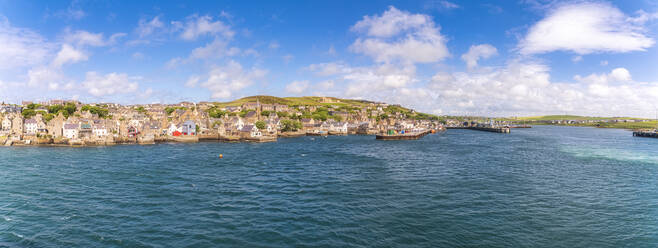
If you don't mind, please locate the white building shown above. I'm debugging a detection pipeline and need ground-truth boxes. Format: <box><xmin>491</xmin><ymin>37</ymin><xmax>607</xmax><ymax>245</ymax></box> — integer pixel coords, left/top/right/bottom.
<box><xmin>2</xmin><ymin>116</ymin><xmax>11</xmax><ymax>131</ymax></box>
<box><xmin>63</xmin><ymin>123</ymin><xmax>79</xmax><ymax>139</ymax></box>
<box><xmin>24</xmin><ymin>119</ymin><xmax>38</xmax><ymax>134</ymax></box>
<box><xmin>92</xmin><ymin>124</ymin><xmax>108</xmax><ymax>137</ymax></box>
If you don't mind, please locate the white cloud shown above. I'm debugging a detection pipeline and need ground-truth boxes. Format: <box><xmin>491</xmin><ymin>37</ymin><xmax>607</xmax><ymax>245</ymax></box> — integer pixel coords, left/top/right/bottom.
<box><xmin>317</xmin><ymin>80</ymin><xmax>335</xmax><ymax>90</ymax></box>
<box><xmin>349</xmin><ymin>6</ymin><xmax>449</xmax><ymax>63</ymax></box>
<box><xmin>82</xmin><ymin>72</ymin><xmax>139</xmax><ymax>96</ymax></box>
<box><xmin>62</xmin><ymin>29</ymin><xmax>106</xmax><ymax>47</ymax></box>
<box><xmin>27</xmin><ymin>67</ymin><xmax>66</xmax><ymax>89</ymax></box>
<box><xmin>307</xmin><ymin>62</ymin><xmax>352</xmax><ymax>76</ymax></box>
<box><xmin>179</xmin><ymin>15</ymin><xmax>234</xmax><ymax>41</ymax></box>
<box><xmin>344</xmin><ymin>64</ymin><xmax>417</xmax><ymax>96</ymax></box>
<box><xmin>195</xmin><ymin>60</ymin><xmax>267</xmax><ymax>99</ymax></box>
<box><xmin>243</xmin><ymin>48</ymin><xmax>259</xmax><ymax>57</ymax></box>
<box><xmin>185</xmin><ymin>75</ymin><xmax>200</xmax><ymax>87</ymax></box>
<box><xmin>519</xmin><ymin>2</ymin><xmax>655</xmax><ymax>55</ymax></box>
<box><xmin>285</xmin><ymin>80</ymin><xmax>309</xmax><ymax>94</ymax></box>
<box><xmin>190</xmin><ymin>38</ymin><xmax>240</xmax><ymax>59</ymax></box>
<box><xmin>574</xmin><ymin>67</ymin><xmax>632</xmax><ymax>84</ymax></box>
<box><xmin>0</xmin><ymin>18</ymin><xmax>53</xmax><ymax>69</ymax></box>
<box><xmin>136</xmin><ymin>16</ymin><xmax>164</xmax><ymax>38</ymax></box>
<box><xmin>461</xmin><ymin>44</ymin><xmax>497</xmax><ymax>69</ymax></box>
<box><xmin>52</xmin><ymin>44</ymin><xmax>88</xmax><ymax>67</ymax></box>
<box><xmin>572</xmin><ymin>55</ymin><xmax>583</xmax><ymax>63</ymax></box>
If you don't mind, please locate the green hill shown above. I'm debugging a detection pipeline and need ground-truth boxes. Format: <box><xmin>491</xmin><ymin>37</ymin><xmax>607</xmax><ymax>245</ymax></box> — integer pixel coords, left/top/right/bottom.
<box><xmin>211</xmin><ymin>95</ymin><xmax>439</xmax><ymax>120</ymax></box>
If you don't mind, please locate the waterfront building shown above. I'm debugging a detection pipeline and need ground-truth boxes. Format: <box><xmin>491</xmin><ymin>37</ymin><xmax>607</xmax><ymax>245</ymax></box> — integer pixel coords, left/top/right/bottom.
<box><xmin>181</xmin><ymin>120</ymin><xmax>196</xmax><ymax>135</ymax></box>
<box><xmin>24</xmin><ymin>119</ymin><xmax>38</xmax><ymax>135</ymax></box>
<box><xmin>63</xmin><ymin>124</ymin><xmax>79</xmax><ymax>139</ymax></box>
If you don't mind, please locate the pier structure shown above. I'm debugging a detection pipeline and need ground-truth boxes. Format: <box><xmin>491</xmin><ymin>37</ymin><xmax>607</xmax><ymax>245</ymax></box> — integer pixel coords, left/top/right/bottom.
<box><xmin>632</xmin><ymin>131</ymin><xmax>658</xmax><ymax>138</ymax></box>
<box><xmin>446</xmin><ymin>126</ymin><xmax>510</xmax><ymax>133</ymax></box>
<box><xmin>376</xmin><ymin>130</ymin><xmax>432</xmax><ymax>140</ymax></box>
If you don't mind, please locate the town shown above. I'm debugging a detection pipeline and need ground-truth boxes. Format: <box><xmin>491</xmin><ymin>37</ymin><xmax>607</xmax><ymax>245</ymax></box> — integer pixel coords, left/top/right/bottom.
<box><xmin>0</xmin><ymin>96</ymin><xmax>445</xmax><ymax>146</ymax></box>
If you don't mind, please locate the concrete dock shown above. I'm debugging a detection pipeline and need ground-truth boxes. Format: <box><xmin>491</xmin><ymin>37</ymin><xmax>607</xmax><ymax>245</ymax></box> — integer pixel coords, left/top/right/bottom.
<box><xmin>376</xmin><ymin>130</ymin><xmax>431</xmax><ymax>140</ymax></box>
<box><xmin>633</xmin><ymin>131</ymin><xmax>658</xmax><ymax>138</ymax></box>
<box><xmin>446</xmin><ymin>126</ymin><xmax>510</xmax><ymax>133</ymax></box>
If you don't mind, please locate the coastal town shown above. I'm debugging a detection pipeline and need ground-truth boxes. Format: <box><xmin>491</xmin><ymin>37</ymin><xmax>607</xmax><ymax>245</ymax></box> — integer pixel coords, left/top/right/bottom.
<box><xmin>0</xmin><ymin>96</ymin><xmax>445</xmax><ymax>146</ymax></box>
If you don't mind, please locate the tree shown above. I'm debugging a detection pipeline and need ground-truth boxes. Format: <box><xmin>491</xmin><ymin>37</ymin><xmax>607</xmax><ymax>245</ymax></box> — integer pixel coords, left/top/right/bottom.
<box><xmin>255</xmin><ymin>120</ymin><xmax>266</xmax><ymax>130</ymax></box>
<box><xmin>22</xmin><ymin>109</ymin><xmax>36</xmax><ymax>118</ymax></box>
<box><xmin>281</xmin><ymin>120</ymin><xmax>302</xmax><ymax>132</ymax></box>
<box><xmin>26</xmin><ymin>103</ymin><xmax>40</xmax><ymax>110</ymax></box>
<box><xmin>165</xmin><ymin>107</ymin><xmax>176</xmax><ymax>115</ymax></box>
<box><xmin>261</xmin><ymin>110</ymin><xmax>271</xmax><ymax>116</ymax></box>
<box><xmin>276</xmin><ymin>111</ymin><xmax>289</xmax><ymax>118</ymax></box>
<box><xmin>63</xmin><ymin>103</ymin><xmax>77</xmax><ymax>117</ymax></box>
<box><xmin>48</xmin><ymin>105</ymin><xmax>63</xmax><ymax>114</ymax></box>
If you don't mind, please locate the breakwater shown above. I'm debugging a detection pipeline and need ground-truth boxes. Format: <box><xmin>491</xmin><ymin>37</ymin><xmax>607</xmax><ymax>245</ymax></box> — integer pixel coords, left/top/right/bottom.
<box><xmin>446</xmin><ymin>126</ymin><xmax>510</xmax><ymax>133</ymax></box>
<box><xmin>632</xmin><ymin>130</ymin><xmax>658</xmax><ymax>138</ymax></box>
<box><xmin>376</xmin><ymin>130</ymin><xmax>431</xmax><ymax>140</ymax></box>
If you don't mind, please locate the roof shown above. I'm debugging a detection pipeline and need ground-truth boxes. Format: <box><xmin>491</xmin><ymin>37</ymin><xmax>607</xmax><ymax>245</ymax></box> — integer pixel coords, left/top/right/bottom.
<box><xmin>64</xmin><ymin>123</ymin><xmax>78</xmax><ymax>129</ymax></box>
<box><xmin>24</xmin><ymin>119</ymin><xmax>37</xmax><ymax>124</ymax></box>
<box><xmin>240</xmin><ymin>125</ymin><xmax>255</xmax><ymax>132</ymax></box>
<box><xmin>244</xmin><ymin>111</ymin><xmax>257</xmax><ymax>118</ymax></box>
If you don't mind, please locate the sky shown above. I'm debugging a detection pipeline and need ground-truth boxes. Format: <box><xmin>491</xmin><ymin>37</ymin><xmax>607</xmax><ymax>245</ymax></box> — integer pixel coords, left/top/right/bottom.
<box><xmin>1</xmin><ymin>0</ymin><xmax>658</xmax><ymax>117</ymax></box>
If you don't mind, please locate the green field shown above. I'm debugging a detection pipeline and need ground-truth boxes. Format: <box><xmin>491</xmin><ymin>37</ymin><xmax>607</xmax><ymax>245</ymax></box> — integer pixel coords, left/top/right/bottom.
<box><xmin>210</xmin><ymin>95</ymin><xmax>440</xmax><ymax>120</ymax></box>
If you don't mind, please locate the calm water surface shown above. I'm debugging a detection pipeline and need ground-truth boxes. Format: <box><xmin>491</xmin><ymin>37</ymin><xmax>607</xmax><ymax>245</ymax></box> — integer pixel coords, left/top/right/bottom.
<box><xmin>1</xmin><ymin>126</ymin><xmax>657</xmax><ymax>247</ymax></box>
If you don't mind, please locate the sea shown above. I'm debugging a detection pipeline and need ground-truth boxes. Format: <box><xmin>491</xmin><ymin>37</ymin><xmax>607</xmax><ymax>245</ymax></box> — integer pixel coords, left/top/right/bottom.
<box><xmin>1</xmin><ymin>125</ymin><xmax>656</xmax><ymax>247</ymax></box>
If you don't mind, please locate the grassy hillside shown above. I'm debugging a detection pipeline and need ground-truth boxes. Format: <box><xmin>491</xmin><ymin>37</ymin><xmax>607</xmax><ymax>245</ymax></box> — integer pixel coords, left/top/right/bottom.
<box><xmin>216</xmin><ymin>95</ymin><xmax>388</xmax><ymax>109</ymax></box>
<box><xmin>211</xmin><ymin>95</ymin><xmax>439</xmax><ymax>120</ymax></box>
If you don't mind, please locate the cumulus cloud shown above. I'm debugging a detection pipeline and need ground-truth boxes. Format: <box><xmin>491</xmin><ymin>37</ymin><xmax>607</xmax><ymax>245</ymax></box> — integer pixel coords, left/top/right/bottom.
<box><xmin>27</xmin><ymin>67</ymin><xmax>68</xmax><ymax>89</ymax></box>
<box><xmin>574</xmin><ymin>67</ymin><xmax>632</xmax><ymax>84</ymax></box>
<box><xmin>136</xmin><ymin>16</ymin><xmax>165</xmax><ymax>38</ymax></box>
<box><xmin>350</xmin><ymin>6</ymin><xmax>450</xmax><ymax>63</ymax></box>
<box><xmin>461</xmin><ymin>44</ymin><xmax>498</xmax><ymax>69</ymax></box>
<box><xmin>190</xmin><ymin>38</ymin><xmax>240</xmax><ymax>59</ymax></box>
<box><xmin>307</xmin><ymin>62</ymin><xmax>352</xmax><ymax>76</ymax></box>
<box><xmin>62</xmin><ymin>29</ymin><xmax>109</xmax><ymax>47</ymax></box>
<box><xmin>285</xmin><ymin>80</ymin><xmax>309</xmax><ymax>94</ymax></box>
<box><xmin>0</xmin><ymin>18</ymin><xmax>53</xmax><ymax>69</ymax></box>
<box><xmin>52</xmin><ymin>44</ymin><xmax>88</xmax><ymax>67</ymax></box>
<box><xmin>195</xmin><ymin>60</ymin><xmax>267</xmax><ymax>99</ymax></box>
<box><xmin>519</xmin><ymin>2</ymin><xmax>655</xmax><ymax>55</ymax></box>
<box><xmin>178</xmin><ymin>15</ymin><xmax>234</xmax><ymax>41</ymax></box>
<box><xmin>317</xmin><ymin>80</ymin><xmax>335</xmax><ymax>90</ymax></box>
<box><xmin>82</xmin><ymin>72</ymin><xmax>139</xmax><ymax>96</ymax></box>
<box><xmin>344</xmin><ymin>64</ymin><xmax>417</xmax><ymax>96</ymax></box>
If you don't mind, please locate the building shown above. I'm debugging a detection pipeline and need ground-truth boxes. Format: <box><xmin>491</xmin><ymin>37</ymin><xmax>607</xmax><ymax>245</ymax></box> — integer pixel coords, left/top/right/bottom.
<box><xmin>181</xmin><ymin>120</ymin><xmax>196</xmax><ymax>135</ymax></box>
<box><xmin>242</xmin><ymin>102</ymin><xmax>260</xmax><ymax>110</ymax></box>
<box><xmin>24</xmin><ymin>119</ymin><xmax>38</xmax><ymax>134</ymax></box>
<box><xmin>93</xmin><ymin>124</ymin><xmax>108</xmax><ymax>137</ymax></box>
<box><xmin>63</xmin><ymin>124</ymin><xmax>79</xmax><ymax>139</ymax></box>
<box><xmin>274</xmin><ymin>104</ymin><xmax>289</xmax><ymax>112</ymax></box>
<box><xmin>2</xmin><ymin>116</ymin><xmax>11</xmax><ymax>131</ymax></box>
<box><xmin>240</xmin><ymin>125</ymin><xmax>261</xmax><ymax>138</ymax></box>
<box><xmin>261</xmin><ymin>104</ymin><xmax>275</xmax><ymax>111</ymax></box>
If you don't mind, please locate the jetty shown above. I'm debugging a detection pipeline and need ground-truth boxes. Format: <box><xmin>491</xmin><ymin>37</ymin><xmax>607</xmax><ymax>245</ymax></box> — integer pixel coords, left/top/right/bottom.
<box><xmin>632</xmin><ymin>130</ymin><xmax>658</xmax><ymax>138</ymax></box>
<box><xmin>446</xmin><ymin>126</ymin><xmax>510</xmax><ymax>133</ymax></box>
<box><xmin>376</xmin><ymin>130</ymin><xmax>431</xmax><ymax>140</ymax></box>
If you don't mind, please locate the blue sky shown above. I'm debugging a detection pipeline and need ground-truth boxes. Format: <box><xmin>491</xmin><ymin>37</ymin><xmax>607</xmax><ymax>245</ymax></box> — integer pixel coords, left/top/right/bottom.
<box><xmin>1</xmin><ymin>0</ymin><xmax>657</xmax><ymax>117</ymax></box>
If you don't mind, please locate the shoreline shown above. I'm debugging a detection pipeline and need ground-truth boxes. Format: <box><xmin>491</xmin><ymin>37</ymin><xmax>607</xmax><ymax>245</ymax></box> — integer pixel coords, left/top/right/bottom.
<box><xmin>1</xmin><ymin>132</ymin><xmax>378</xmax><ymax>147</ymax></box>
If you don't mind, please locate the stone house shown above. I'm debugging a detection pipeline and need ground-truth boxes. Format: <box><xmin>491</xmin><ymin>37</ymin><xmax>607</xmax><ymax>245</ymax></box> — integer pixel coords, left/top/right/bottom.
<box><xmin>63</xmin><ymin>123</ymin><xmax>79</xmax><ymax>139</ymax></box>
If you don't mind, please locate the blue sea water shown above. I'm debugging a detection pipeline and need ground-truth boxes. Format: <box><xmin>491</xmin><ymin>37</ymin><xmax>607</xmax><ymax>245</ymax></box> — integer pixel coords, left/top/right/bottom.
<box><xmin>1</xmin><ymin>125</ymin><xmax>657</xmax><ymax>247</ymax></box>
